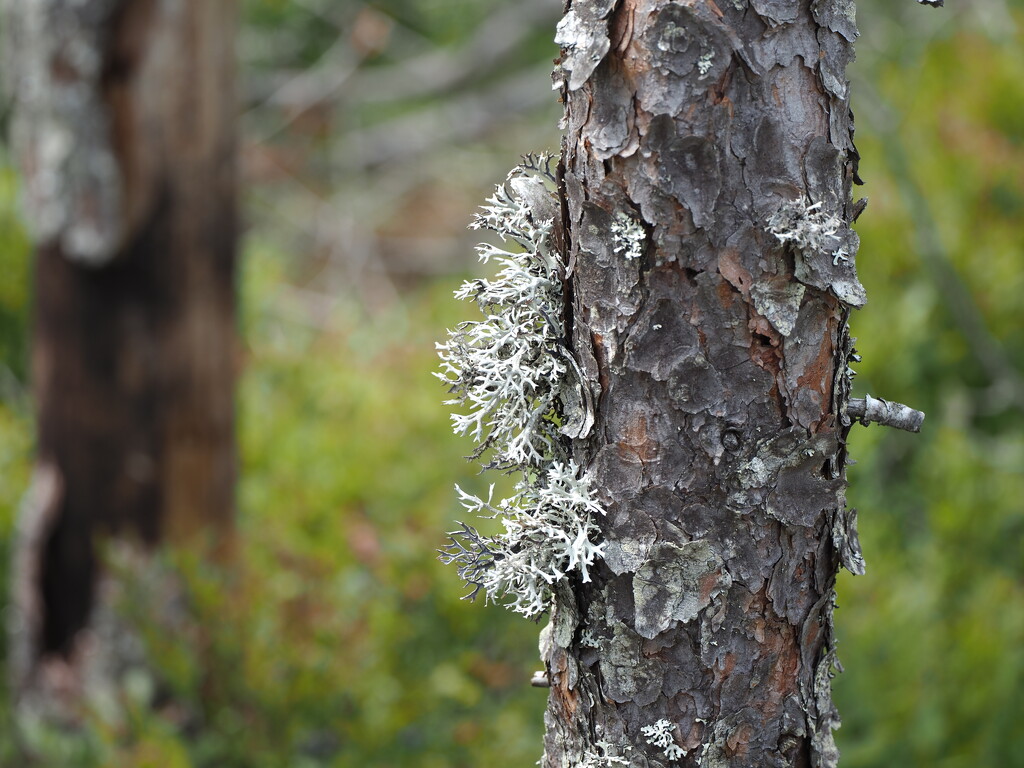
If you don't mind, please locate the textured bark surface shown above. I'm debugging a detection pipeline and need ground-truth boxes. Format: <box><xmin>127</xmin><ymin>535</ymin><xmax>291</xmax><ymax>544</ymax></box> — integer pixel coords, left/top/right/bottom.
<box><xmin>544</xmin><ymin>1</ymin><xmax>865</xmax><ymax>765</ymax></box>
<box><xmin>4</xmin><ymin>0</ymin><xmax>238</xmax><ymax>709</ymax></box>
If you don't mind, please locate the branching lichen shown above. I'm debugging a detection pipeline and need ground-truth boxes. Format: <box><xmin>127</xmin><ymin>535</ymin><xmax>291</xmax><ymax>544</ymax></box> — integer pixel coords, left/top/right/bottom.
<box><xmin>579</xmin><ymin>627</ymin><xmax>601</xmax><ymax>648</ymax></box>
<box><xmin>641</xmin><ymin>719</ymin><xmax>686</xmax><ymax>761</ymax></box>
<box><xmin>444</xmin><ymin>462</ymin><xmax>605</xmax><ymax>617</ymax></box>
<box><xmin>578</xmin><ymin>741</ymin><xmax>631</xmax><ymax>767</ymax></box>
<box><xmin>438</xmin><ymin>156</ymin><xmax>605</xmax><ymax>618</ymax></box>
<box><xmin>767</xmin><ymin>199</ymin><xmax>846</xmax><ymax>265</ymax></box>
<box><xmin>696</xmin><ymin>50</ymin><xmax>715</xmax><ymax>78</ymax></box>
<box><xmin>610</xmin><ymin>212</ymin><xmax>646</xmax><ymax>261</ymax></box>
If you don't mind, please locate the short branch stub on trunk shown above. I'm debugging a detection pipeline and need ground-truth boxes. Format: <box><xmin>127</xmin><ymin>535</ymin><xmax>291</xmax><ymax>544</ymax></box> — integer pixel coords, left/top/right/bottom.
<box><xmin>848</xmin><ymin>395</ymin><xmax>925</xmax><ymax>432</ymax></box>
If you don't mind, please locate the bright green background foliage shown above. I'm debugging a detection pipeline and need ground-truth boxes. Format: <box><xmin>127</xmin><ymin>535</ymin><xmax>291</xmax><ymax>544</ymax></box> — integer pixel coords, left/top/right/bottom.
<box><xmin>0</xmin><ymin>2</ymin><xmax>1021</xmax><ymax>766</ymax></box>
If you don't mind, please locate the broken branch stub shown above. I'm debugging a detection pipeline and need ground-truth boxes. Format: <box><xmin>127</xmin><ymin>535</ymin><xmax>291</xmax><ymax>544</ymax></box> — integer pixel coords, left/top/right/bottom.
<box><xmin>847</xmin><ymin>395</ymin><xmax>925</xmax><ymax>433</ymax></box>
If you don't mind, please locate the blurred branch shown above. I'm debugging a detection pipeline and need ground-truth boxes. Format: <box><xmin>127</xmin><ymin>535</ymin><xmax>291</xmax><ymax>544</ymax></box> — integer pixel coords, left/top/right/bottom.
<box><xmin>243</xmin><ymin>4</ymin><xmax>370</xmax><ymax>143</ymax></box>
<box><xmin>349</xmin><ymin>0</ymin><xmax>558</xmax><ymax>105</ymax></box>
<box><xmin>244</xmin><ymin>0</ymin><xmax>558</xmax><ymax>149</ymax></box>
<box><xmin>239</xmin><ymin>0</ymin><xmax>562</xmax><ymax>302</ymax></box>
<box><xmin>339</xmin><ymin>63</ymin><xmax>556</xmax><ymax>170</ymax></box>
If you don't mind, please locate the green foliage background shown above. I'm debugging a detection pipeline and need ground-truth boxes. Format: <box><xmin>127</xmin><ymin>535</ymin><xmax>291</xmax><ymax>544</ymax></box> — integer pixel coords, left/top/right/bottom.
<box><xmin>0</xmin><ymin>1</ymin><xmax>1021</xmax><ymax>766</ymax></box>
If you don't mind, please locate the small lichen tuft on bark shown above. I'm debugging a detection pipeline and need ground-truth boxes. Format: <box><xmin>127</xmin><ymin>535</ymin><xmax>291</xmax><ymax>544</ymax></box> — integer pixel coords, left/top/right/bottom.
<box><xmin>641</xmin><ymin>718</ymin><xmax>686</xmax><ymax>761</ymax></box>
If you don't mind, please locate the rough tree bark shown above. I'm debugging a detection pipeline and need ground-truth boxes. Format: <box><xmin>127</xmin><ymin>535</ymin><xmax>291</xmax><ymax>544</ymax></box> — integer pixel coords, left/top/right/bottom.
<box><xmin>3</xmin><ymin>0</ymin><xmax>238</xmax><ymax>713</ymax></box>
<box><xmin>540</xmin><ymin>1</ymin><xmax>908</xmax><ymax>766</ymax></box>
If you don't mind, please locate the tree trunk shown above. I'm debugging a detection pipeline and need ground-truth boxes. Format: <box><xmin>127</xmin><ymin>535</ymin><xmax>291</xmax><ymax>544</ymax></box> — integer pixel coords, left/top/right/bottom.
<box><xmin>3</xmin><ymin>0</ymin><xmax>238</xmax><ymax>712</ymax></box>
<box><xmin>545</xmin><ymin>1</ymin><xmax>864</xmax><ymax>765</ymax></box>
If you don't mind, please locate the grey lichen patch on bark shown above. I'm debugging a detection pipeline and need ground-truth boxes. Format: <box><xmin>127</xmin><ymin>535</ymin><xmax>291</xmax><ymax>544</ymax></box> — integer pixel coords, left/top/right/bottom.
<box><xmin>811</xmin><ymin>0</ymin><xmax>858</xmax><ymax>43</ymax></box>
<box><xmin>829</xmin><ymin>314</ymin><xmax>866</xmax><ymax>577</ymax></box>
<box><xmin>555</xmin><ymin>1</ymin><xmax>619</xmax><ymax>92</ymax></box>
<box><xmin>750</xmin><ymin>279</ymin><xmax>806</xmax><ymax>337</ymax></box>
<box><xmin>766</xmin><ymin>451</ymin><xmax>844</xmax><ymax>528</ymax></box>
<box><xmin>2</xmin><ymin>0</ymin><xmax>123</xmax><ymax>265</ymax></box>
<box><xmin>794</xmin><ymin>228</ymin><xmax>865</xmax><ymax>308</ymax></box>
<box><xmin>832</xmin><ymin>505</ymin><xmax>865</xmax><ymax>576</ymax></box>
<box><xmin>767</xmin><ymin>197</ymin><xmax>867</xmax><ymax>308</ymax></box>
<box><xmin>691</xmin><ymin>707</ymin><xmax>764</xmax><ymax>768</ymax></box>
<box><xmin>600</xmin><ymin>621</ymin><xmax>664</xmax><ymax>706</ymax></box>
<box><xmin>602</xmin><ymin>502</ymin><xmax>657</xmax><ymax>576</ymax></box>
<box><xmin>732</xmin><ymin>429</ymin><xmax>835</xmax><ymax>494</ymax></box>
<box><xmin>558</xmin><ymin>350</ymin><xmax>598</xmax><ymax>440</ymax></box>
<box><xmin>807</xmin><ymin>644</ymin><xmax>842</xmax><ymax>766</ymax></box>
<box><xmin>631</xmin><ymin>3</ymin><xmax>737</xmax><ymax>115</ymax></box>
<box><xmin>551</xmin><ymin>581</ymin><xmax>582</xmax><ymax>651</ymax></box>
<box><xmin>633</xmin><ymin>540</ymin><xmax>732</xmax><ymax>640</ymax></box>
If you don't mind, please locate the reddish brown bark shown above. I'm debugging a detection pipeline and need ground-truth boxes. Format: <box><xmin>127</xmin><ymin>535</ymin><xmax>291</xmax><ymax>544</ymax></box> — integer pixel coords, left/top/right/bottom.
<box><xmin>542</xmin><ymin>1</ymin><xmax>865</xmax><ymax>765</ymax></box>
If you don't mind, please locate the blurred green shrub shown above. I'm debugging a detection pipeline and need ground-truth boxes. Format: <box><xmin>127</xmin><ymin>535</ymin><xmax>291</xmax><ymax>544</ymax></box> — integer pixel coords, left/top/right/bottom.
<box><xmin>0</xmin><ymin>150</ymin><xmax>31</xmax><ymax>768</ymax></box>
<box><xmin>0</xmin><ymin>159</ymin><xmax>29</xmax><ymax>384</ymax></box>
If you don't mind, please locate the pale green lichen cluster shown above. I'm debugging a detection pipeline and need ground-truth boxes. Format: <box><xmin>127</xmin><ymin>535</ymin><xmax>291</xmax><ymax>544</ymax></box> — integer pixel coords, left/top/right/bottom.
<box><xmin>437</xmin><ymin>157</ymin><xmax>605</xmax><ymax>618</ymax></box>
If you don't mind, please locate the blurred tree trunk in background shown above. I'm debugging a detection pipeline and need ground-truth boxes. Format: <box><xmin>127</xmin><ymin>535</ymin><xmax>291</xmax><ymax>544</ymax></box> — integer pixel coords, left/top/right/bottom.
<box><xmin>545</xmin><ymin>2</ymin><xmax>866</xmax><ymax>765</ymax></box>
<box><xmin>2</xmin><ymin>0</ymin><xmax>238</xmax><ymax>715</ymax></box>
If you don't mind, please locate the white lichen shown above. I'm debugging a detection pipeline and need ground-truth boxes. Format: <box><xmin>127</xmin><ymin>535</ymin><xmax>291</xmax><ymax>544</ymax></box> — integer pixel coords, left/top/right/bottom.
<box><xmin>436</xmin><ymin>159</ymin><xmax>566</xmax><ymax>469</ymax></box>
<box><xmin>450</xmin><ymin>462</ymin><xmax>605</xmax><ymax>617</ymax></box>
<box><xmin>438</xmin><ymin>156</ymin><xmax>606</xmax><ymax>619</ymax></box>
<box><xmin>642</xmin><ymin>719</ymin><xmax>686</xmax><ymax>761</ymax></box>
<box><xmin>579</xmin><ymin>741</ymin><xmax>631</xmax><ymax>767</ymax></box>
<box><xmin>580</xmin><ymin>628</ymin><xmax>601</xmax><ymax>648</ymax></box>
<box><xmin>767</xmin><ymin>199</ymin><xmax>847</xmax><ymax>266</ymax></box>
<box><xmin>610</xmin><ymin>211</ymin><xmax>646</xmax><ymax>260</ymax></box>
<box><xmin>697</xmin><ymin>50</ymin><xmax>715</xmax><ymax>79</ymax></box>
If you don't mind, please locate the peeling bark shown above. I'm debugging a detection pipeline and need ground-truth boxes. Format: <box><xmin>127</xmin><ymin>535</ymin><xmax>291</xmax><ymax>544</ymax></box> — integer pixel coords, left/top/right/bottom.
<box><xmin>3</xmin><ymin>0</ymin><xmax>238</xmax><ymax>714</ymax></box>
<box><xmin>545</xmin><ymin>1</ymin><xmax>868</xmax><ymax>765</ymax></box>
